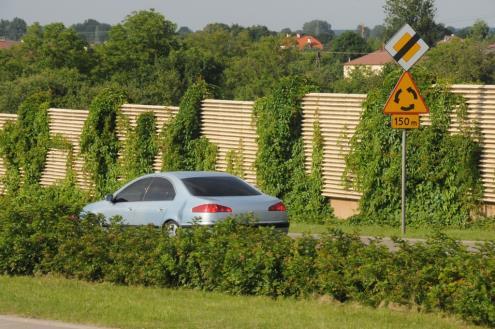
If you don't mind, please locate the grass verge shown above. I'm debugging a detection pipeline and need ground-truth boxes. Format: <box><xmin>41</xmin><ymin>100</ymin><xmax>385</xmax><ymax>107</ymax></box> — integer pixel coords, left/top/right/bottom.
<box><xmin>290</xmin><ymin>222</ymin><xmax>495</xmax><ymax>241</ymax></box>
<box><xmin>0</xmin><ymin>275</ymin><xmax>481</xmax><ymax>329</ymax></box>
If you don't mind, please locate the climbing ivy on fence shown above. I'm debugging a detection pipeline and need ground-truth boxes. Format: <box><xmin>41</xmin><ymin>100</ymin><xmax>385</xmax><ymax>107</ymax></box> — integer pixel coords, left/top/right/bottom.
<box><xmin>0</xmin><ymin>92</ymin><xmax>50</xmax><ymax>193</ymax></box>
<box><xmin>344</xmin><ymin>69</ymin><xmax>482</xmax><ymax>227</ymax></box>
<box><xmin>160</xmin><ymin>80</ymin><xmax>217</xmax><ymax>171</ymax></box>
<box><xmin>119</xmin><ymin>111</ymin><xmax>157</xmax><ymax>181</ymax></box>
<box><xmin>50</xmin><ymin>134</ymin><xmax>77</xmax><ymax>187</ymax></box>
<box><xmin>80</xmin><ymin>88</ymin><xmax>125</xmax><ymax>197</ymax></box>
<box><xmin>226</xmin><ymin>139</ymin><xmax>245</xmax><ymax>178</ymax></box>
<box><xmin>254</xmin><ymin>77</ymin><xmax>332</xmax><ymax>222</ymax></box>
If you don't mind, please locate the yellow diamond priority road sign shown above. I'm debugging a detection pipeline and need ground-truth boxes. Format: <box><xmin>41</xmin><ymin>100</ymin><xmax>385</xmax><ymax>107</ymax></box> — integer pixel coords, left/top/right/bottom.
<box><xmin>383</xmin><ymin>71</ymin><xmax>429</xmax><ymax>115</ymax></box>
<box><xmin>385</xmin><ymin>24</ymin><xmax>429</xmax><ymax>71</ymax></box>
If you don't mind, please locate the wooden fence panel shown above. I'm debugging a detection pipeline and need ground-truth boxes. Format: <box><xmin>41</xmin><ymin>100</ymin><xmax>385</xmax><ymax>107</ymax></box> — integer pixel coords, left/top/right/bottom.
<box><xmin>40</xmin><ymin>108</ymin><xmax>89</xmax><ymax>188</ymax></box>
<box><xmin>302</xmin><ymin>93</ymin><xmax>367</xmax><ymax>200</ymax></box>
<box><xmin>1</xmin><ymin>86</ymin><xmax>495</xmax><ymax>211</ymax></box>
<box><xmin>201</xmin><ymin>99</ymin><xmax>257</xmax><ymax>184</ymax></box>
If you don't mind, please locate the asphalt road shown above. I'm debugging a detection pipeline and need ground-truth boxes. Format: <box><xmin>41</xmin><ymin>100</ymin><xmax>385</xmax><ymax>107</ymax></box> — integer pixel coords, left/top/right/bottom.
<box><xmin>288</xmin><ymin>232</ymin><xmax>482</xmax><ymax>252</ymax></box>
<box><xmin>0</xmin><ymin>315</ymin><xmax>109</xmax><ymax>329</ymax></box>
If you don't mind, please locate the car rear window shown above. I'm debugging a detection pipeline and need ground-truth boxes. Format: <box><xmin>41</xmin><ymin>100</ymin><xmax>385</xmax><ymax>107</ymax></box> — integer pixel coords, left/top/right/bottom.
<box><xmin>181</xmin><ymin>176</ymin><xmax>261</xmax><ymax>197</ymax></box>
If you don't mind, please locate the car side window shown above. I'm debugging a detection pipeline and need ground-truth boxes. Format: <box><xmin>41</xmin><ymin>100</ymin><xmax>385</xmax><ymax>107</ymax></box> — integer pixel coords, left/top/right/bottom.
<box><xmin>143</xmin><ymin>177</ymin><xmax>176</xmax><ymax>201</ymax></box>
<box><xmin>114</xmin><ymin>178</ymin><xmax>153</xmax><ymax>202</ymax></box>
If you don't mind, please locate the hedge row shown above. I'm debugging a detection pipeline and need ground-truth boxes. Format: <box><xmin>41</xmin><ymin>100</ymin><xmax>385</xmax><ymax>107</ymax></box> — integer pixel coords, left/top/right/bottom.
<box><xmin>0</xmin><ymin>186</ymin><xmax>494</xmax><ymax>327</ymax></box>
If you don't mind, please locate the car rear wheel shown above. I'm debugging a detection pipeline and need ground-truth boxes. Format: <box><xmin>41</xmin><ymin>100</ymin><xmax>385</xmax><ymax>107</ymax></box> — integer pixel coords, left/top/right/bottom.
<box><xmin>163</xmin><ymin>220</ymin><xmax>179</xmax><ymax>237</ymax></box>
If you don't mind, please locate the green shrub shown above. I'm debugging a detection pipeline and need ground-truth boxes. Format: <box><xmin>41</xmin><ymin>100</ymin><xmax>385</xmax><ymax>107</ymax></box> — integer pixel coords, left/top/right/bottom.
<box><xmin>119</xmin><ymin>111</ymin><xmax>158</xmax><ymax>181</ymax></box>
<box><xmin>0</xmin><ymin>93</ymin><xmax>50</xmax><ymax>192</ymax></box>
<box><xmin>80</xmin><ymin>87</ymin><xmax>125</xmax><ymax>197</ymax></box>
<box><xmin>254</xmin><ymin>76</ymin><xmax>332</xmax><ymax>222</ymax></box>
<box><xmin>1</xmin><ymin>194</ymin><xmax>495</xmax><ymax>327</ymax></box>
<box><xmin>0</xmin><ymin>184</ymin><xmax>89</xmax><ymax>275</ymax></box>
<box><xmin>345</xmin><ymin>69</ymin><xmax>482</xmax><ymax>227</ymax></box>
<box><xmin>160</xmin><ymin>80</ymin><xmax>217</xmax><ymax>171</ymax></box>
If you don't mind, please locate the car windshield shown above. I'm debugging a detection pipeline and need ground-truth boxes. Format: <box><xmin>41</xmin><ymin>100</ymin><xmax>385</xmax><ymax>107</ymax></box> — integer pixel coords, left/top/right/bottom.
<box><xmin>181</xmin><ymin>176</ymin><xmax>261</xmax><ymax>197</ymax></box>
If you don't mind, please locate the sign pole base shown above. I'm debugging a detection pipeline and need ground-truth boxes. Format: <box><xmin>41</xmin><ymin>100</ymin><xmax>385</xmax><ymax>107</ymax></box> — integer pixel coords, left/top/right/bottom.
<box><xmin>401</xmin><ymin>129</ymin><xmax>406</xmax><ymax>236</ymax></box>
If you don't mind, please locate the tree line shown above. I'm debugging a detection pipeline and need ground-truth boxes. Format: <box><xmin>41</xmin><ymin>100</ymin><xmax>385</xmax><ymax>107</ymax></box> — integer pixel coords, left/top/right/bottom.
<box><xmin>0</xmin><ymin>0</ymin><xmax>493</xmax><ymax>114</ymax></box>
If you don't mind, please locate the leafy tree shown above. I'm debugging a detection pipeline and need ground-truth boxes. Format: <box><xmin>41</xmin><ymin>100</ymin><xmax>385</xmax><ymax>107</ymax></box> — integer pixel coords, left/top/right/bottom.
<box><xmin>246</xmin><ymin>25</ymin><xmax>275</xmax><ymax>41</ymax></box>
<box><xmin>420</xmin><ymin>38</ymin><xmax>495</xmax><ymax>84</ymax></box>
<box><xmin>71</xmin><ymin>19</ymin><xmax>111</xmax><ymax>44</ymax></box>
<box><xmin>469</xmin><ymin>19</ymin><xmax>490</xmax><ymax>41</ymax></box>
<box><xmin>370</xmin><ymin>24</ymin><xmax>386</xmax><ymax>39</ymax></box>
<box><xmin>280</xmin><ymin>28</ymin><xmax>292</xmax><ymax>35</ymax></box>
<box><xmin>184</xmin><ymin>25</ymin><xmax>251</xmax><ymax>62</ymax></box>
<box><xmin>383</xmin><ymin>0</ymin><xmax>440</xmax><ymax>45</ymax></box>
<box><xmin>331</xmin><ymin>31</ymin><xmax>371</xmax><ymax>61</ymax></box>
<box><xmin>288</xmin><ymin>51</ymin><xmax>343</xmax><ymax>92</ymax></box>
<box><xmin>454</xmin><ymin>26</ymin><xmax>471</xmax><ymax>38</ymax></box>
<box><xmin>202</xmin><ymin>23</ymin><xmax>231</xmax><ymax>34</ymax></box>
<box><xmin>333</xmin><ymin>64</ymin><xmax>395</xmax><ymax>93</ymax></box>
<box><xmin>0</xmin><ymin>17</ymin><xmax>27</xmax><ymax>40</ymax></box>
<box><xmin>0</xmin><ymin>68</ymin><xmax>93</xmax><ymax>114</ymax></box>
<box><xmin>20</xmin><ymin>23</ymin><xmax>92</xmax><ymax>74</ymax></box>
<box><xmin>223</xmin><ymin>36</ymin><xmax>299</xmax><ymax>100</ymax></box>
<box><xmin>302</xmin><ymin>20</ymin><xmax>334</xmax><ymax>44</ymax></box>
<box><xmin>122</xmin><ymin>46</ymin><xmax>223</xmax><ymax>106</ymax></box>
<box><xmin>177</xmin><ymin>26</ymin><xmax>192</xmax><ymax>36</ymax></box>
<box><xmin>94</xmin><ymin>10</ymin><xmax>178</xmax><ymax>79</ymax></box>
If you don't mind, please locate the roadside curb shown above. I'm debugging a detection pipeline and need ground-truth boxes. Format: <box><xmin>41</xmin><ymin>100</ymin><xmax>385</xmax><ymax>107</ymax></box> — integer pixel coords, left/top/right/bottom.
<box><xmin>0</xmin><ymin>315</ymin><xmax>113</xmax><ymax>329</ymax></box>
<box><xmin>288</xmin><ymin>233</ymin><xmax>483</xmax><ymax>252</ymax></box>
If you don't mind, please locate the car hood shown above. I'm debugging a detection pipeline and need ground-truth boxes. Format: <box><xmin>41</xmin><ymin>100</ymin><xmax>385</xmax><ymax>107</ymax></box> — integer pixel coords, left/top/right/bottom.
<box><xmin>81</xmin><ymin>200</ymin><xmax>107</xmax><ymax>215</ymax></box>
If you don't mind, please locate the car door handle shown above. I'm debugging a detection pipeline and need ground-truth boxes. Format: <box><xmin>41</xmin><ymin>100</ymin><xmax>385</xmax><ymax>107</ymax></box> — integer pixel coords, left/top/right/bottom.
<box><xmin>128</xmin><ymin>207</ymin><xmax>133</xmax><ymax>211</ymax></box>
<box><xmin>159</xmin><ymin>208</ymin><xmax>165</xmax><ymax>212</ymax></box>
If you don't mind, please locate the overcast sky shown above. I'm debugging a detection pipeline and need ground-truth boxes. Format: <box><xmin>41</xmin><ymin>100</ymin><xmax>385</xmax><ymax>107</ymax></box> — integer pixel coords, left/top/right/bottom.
<box><xmin>1</xmin><ymin>0</ymin><xmax>494</xmax><ymax>31</ymax></box>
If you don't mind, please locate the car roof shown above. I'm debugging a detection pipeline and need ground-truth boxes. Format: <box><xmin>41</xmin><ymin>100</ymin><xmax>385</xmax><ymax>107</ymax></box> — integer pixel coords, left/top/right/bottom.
<box><xmin>158</xmin><ymin>171</ymin><xmax>236</xmax><ymax>179</ymax></box>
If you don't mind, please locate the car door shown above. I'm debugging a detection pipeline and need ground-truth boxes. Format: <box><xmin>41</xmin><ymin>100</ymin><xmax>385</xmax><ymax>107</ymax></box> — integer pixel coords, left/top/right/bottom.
<box><xmin>108</xmin><ymin>177</ymin><xmax>154</xmax><ymax>224</ymax></box>
<box><xmin>131</xmin><ymin>177</ymin><xmax>177</xmax><ymax>226</ymax></box>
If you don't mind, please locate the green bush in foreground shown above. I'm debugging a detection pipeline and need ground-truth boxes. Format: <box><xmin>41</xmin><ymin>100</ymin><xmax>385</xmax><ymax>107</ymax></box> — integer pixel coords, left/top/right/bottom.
<box><xmin>0</xmin><ymin>189</ymin><xmax>494</xmax><ymax>327</ymax></box>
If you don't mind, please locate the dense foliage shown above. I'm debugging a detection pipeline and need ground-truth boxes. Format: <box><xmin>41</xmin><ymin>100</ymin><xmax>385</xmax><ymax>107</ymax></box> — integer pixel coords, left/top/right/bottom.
<box><xmin>0</xmin><ymin>9</ymin><xmax>493</xmax><ymax>115</ymax></box>
<box><xmin>80</xmin><ymin>88</ymin><xmax>125</xmax><ymax>197</ymax></box>
<box><xmin>0</xmin><ymin>190</ymin><xmax>494</xmax><ymax>327</ymax></box>
<box><xmin>119</xmin><ymin>112</ymin><xmax>158</xmax><ymax>181</ymax></box>
<box><xmin>160</xmin><ymin>80</ymin><xmax>217</xmax><ymax>171</ymax></box>
<box><xmin>345</xmin><ymin>69</ymin><xmax>482</xmax><ymax>226</ymax></box>
<box><xmin>0</xmin><ymin>93</ymin><xmax>50</xmax><ymax>192</ymax></box>
<box><xmin>254</xmin><ymin>77</ymin><xmax>332</xmax><ymax>222</ymax></box>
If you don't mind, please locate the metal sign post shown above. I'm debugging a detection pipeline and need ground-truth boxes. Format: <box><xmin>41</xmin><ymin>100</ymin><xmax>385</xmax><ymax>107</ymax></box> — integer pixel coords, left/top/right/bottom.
<box><xmin>401</xmin><ymin>130</ymin><xmax>406</xmax><ymax>235</ymax></box>
<box><xmin>383</xmin><ymin>24</ymin><xmax>430</xmax><ymax>236</ymax></box>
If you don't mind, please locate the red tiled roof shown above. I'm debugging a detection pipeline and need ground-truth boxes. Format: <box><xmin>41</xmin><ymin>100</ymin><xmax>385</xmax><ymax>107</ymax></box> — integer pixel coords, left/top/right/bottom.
<box><xmin>344</xmin><ymin>50</ymin><xmax>393</xmax><ymax>66</ymax></box>
<box><xmin>295</xmin><ymin>35</ymin><xmax>323</xmax><ymax>50</ymax></box>
<box><xmin>0</xmin><ymin>39</ymin><xmax>19</xmax><ymax>49</ymax></box>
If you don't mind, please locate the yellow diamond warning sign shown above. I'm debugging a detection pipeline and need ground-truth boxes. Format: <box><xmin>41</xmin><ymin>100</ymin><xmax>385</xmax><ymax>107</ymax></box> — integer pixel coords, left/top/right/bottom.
<box><xmin>383</xmin><ymin>71</ymin><xmax>429</xmax><ymax>115</ymax></box>
<box><xmin>385</xmin><ymin>24</ymin><xmax>429</xmax><ymax>71</ymax></box>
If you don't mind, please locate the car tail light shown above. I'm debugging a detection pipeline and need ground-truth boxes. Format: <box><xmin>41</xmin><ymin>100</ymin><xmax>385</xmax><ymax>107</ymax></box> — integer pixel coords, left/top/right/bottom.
<box><xmin>192</xmin><ymin>204</ymin><xmax>232</xmax><ymax>213</ymax></box>
<box><xmin>269</xmin><ymin>202</ymin><xmax>286</xmax><ymax>211</ymax></box>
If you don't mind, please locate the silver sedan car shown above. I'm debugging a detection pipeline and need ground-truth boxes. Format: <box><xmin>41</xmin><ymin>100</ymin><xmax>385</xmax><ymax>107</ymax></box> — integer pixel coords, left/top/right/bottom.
<box><xmin>82</xmin><ymin>171</ymin><xmax>289</xmax><ymax>234</ymax></box>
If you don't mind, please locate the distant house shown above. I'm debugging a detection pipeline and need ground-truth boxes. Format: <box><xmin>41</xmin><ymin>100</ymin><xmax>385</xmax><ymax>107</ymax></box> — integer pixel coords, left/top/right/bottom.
<box><xmin>295</xmin><ymin>34</ymin><xmax>324</xmax><ymax>50</ymax></box>
<box><xmin>343</xmin><ymin>50</ymin><xmax>393</xmax><ymax>78</ymax></box>
<box><xmin>436</xmin><ymin>34</ymin><xmax>461</xmax><ymax>45</ymax></box>
<box><xmin>0</xmin><ymin>39</ymin><xmax>19</xmax><ymax>50</ymax></box>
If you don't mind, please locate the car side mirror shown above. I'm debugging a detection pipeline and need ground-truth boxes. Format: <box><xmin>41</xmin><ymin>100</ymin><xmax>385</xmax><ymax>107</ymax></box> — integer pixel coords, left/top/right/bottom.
<box><xmin>105</xmin><ymin>194</ymin><xmax>114</xmax><ymax>203</ymax></box>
